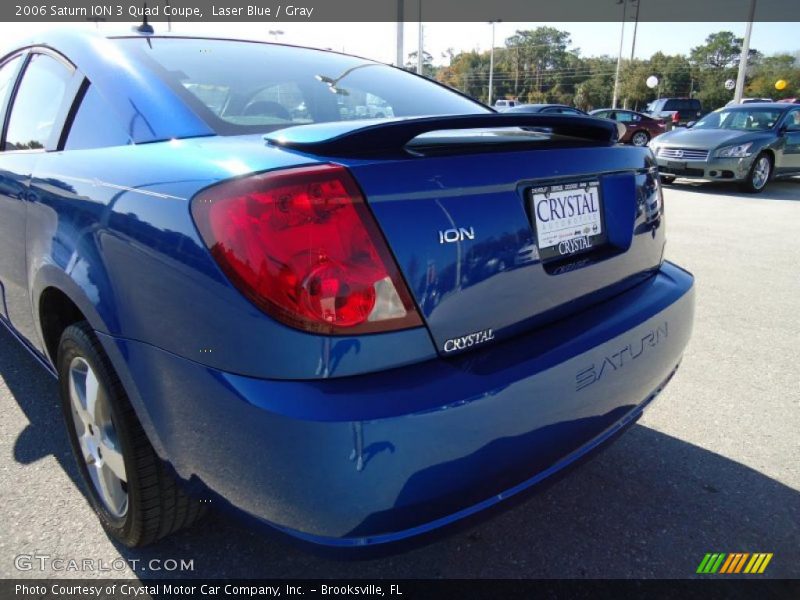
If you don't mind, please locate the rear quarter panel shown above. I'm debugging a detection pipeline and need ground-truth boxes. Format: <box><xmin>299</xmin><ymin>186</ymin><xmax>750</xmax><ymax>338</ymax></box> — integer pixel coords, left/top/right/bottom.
<box><xmin>26</xmin><ymin>137</ymin><xmax>436</xmax><ymax>379</ymax></box>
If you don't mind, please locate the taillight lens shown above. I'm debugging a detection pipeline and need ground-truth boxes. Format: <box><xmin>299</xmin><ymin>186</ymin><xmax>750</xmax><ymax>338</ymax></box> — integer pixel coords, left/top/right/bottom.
<box><xmin>191</xmin><ymin>164</ymin><xmax>422</xmax><ymax>335</ymax></box>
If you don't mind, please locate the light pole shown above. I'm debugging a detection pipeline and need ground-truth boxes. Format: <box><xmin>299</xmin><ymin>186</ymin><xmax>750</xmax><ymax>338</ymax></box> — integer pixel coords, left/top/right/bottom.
<box><xmin>417</xmin><ymin>0</ymin><xmax>423</xmax><ymax>75</ymax></box>
<box><xmin>612</xmin><ymin>0</ymin><xmax>628</xmax><ymax>109</ymax></box>
<box><xmin>488</xmin><ymin>20</ymin><xmax>501</xmax><ymax>106</ymax></box>
<box><xmin>629</xmin><ymin>0</ymin><xmax>640</xmax><ymax>61</ymax></box>
<box><xmin>396</xmin><ymin>0</ymin><xmax>404</xmax><ymax>67</ymax></box>
<box><xmin>734</xmin><ymin>0</ymin><xmax>756</xmax><ymax>104</ymax></box>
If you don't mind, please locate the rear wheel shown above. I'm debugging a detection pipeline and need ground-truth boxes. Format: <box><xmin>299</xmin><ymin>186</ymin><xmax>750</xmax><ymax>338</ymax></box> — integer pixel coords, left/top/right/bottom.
<box><xmin>631</xmin><ymin>130</ymin><xmax>650</xmax><ymax>147</ymax></box>
<box><xmin>660</xmin><ymin>174</ymin><xmax>676</xmax><ymax>185</ymax></box>
<box><xmin>58</xmin><ymin>322</ymin><xmax>205</xmax><ymax>547</ymax></box>
<box><xmin>740</xmin><ymin>153</ymin><xmax>771</xmax><ymax>194</ymax></box>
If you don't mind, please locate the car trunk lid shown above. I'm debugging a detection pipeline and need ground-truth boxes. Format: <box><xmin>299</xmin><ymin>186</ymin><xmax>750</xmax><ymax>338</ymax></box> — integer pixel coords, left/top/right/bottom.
<box><xmin>266</xmin><ymin>115</ymin><xmax>664</xmax><ymax>355</ymax></box>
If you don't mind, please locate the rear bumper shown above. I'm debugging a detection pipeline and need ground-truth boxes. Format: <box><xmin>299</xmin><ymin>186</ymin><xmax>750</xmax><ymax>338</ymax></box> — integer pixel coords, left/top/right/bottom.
<box><xmin>656</xmin><ymin>155</ymin><xmax>755</xmax><ymax>181</ymax></box>
<box><xmin>99</xmin><ymin>262</ymin><xmax>694</xmax><ymax>546</ymax></box>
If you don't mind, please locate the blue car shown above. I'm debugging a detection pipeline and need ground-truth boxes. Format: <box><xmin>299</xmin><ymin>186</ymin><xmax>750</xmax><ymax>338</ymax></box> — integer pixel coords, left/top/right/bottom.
<box><xmin>0</xmin><ymin>31</ymin><xmax>694</xmax><ymax>548</ymax></box>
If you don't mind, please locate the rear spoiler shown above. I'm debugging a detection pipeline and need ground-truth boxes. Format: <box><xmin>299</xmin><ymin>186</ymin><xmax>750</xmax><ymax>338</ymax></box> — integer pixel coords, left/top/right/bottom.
<box><xmin>263</xmin><ymin>114</ymin><xmax>619</xmax><ymax>157</ymax></box>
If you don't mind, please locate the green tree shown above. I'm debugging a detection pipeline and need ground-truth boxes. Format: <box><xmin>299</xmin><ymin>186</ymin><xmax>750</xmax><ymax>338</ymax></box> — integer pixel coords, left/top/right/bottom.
<box><xmin>649</xmin><ymin>53</ymin><xmax>694</xmax><ymax>98</ymax></box>
<box><xmin>575</xmin><ymin>77</ymin><xmax>612</xmax><ymax>110</ymax></box>
<box><xmin>405</xmin><ymin>50</ymin><xmax>437</xmax><ymax>79</ymax></box>
<box><xmin>436</xmin><ymin>50</ymin><xmax>496</xmax><ymax>102</ymax></box>
<box><xmin>505</xmin><ymin>27</ymin><xmax>573</xmax><ymax>102</ymax></box>
<box><xmin>573</xmin><ymin>56</ymin><xmax>615</xmax><ymax>110</ymax></box>
<box><xmin>436</xmin><ymin>28</ymin><xmax>795</xmax><ymax>112</ymax></box>
<box><xmin>618</xmin><ymin>59</ymin><xmax>651</xmax><ymax>110</ymax></box>
<box><xmin>746</xmin><ymin>54</ymin><xmax>800</xmax><ymax>99</ymax></box>
<box><xmin>689</xmin><ymin>31</ymin><xmax>760</xmax><ymax>110</ymax></box>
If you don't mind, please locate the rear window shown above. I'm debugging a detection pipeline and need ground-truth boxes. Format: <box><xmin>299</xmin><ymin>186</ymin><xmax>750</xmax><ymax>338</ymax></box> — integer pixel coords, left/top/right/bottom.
<box><xmin>680</xmin><ymin>99</ymin><xmax>701</xmax><ymax>111</ymax></box>
<box><xmin>614</xmin><ymin>111</ymin><xmax>638</xmax><ymax>123</ymax></box>
<box><xmin>65</xmin><ymin>84</ymin><xmax>131</xmax><ymax>150</ymax></box>
<box><xmin>113</xmin><ymin>37</ymin><xmax>487</xmax><ymax>135</ymax></box>
<box><xmin>693</xmin><ymin>107</ymin><xmax>783</xmax><ymax>131</ymax></box>
<box><xmin>663</xmin><ymin>99</ymin><xmax>700</xmax><ymax>112</ymax></box>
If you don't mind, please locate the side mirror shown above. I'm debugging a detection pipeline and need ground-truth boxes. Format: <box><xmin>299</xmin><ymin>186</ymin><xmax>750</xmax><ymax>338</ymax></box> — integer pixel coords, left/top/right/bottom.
<box><xmin>686</xmin><ymin>121</ymin><xmax>696</xmax><ymax>128</ymax></box>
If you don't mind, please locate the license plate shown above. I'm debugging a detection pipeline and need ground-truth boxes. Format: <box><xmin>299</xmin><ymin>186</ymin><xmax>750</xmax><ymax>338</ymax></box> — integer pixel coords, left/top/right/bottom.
<box><xmin>530</xmin><ymin>181</ymin><xmax>605</xmax><ymax>260</ymax></box>
<box><xmin>667</xmin><ymin>161</ymin><xmax>687</xmax><ymax>169</ymax></box>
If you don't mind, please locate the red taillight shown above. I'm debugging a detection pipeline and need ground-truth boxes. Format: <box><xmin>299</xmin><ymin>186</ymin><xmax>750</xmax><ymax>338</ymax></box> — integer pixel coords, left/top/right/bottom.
<box><xmin>191</xmin><ymin>164</ymin><xmax>422</xmax><ymax>335</ymax></box>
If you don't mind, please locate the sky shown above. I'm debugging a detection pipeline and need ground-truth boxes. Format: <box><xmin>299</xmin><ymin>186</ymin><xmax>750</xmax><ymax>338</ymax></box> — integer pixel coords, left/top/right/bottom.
<box><xmin>0</xmin><ymin>21</ymin><xmax>798</xmax><ymax>66</ymax></box>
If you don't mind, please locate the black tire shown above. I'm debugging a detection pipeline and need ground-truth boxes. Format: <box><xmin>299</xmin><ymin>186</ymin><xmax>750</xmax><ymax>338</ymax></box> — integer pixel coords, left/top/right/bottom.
<box><xmin>630</xmin><ymin>130</ymin><xmax>650</xmax><ymax>147</ymax></box>
<box><xmin>740</xmin><ymin>152</ymin><xmax>772</xmax><ymax>194</ymax></box>
<box><xmin>660</xmin><ymin>174</ymin><xmax>676</xmax><ymax>185</ymax></box>
<box><xmin>58</xmin><ymin>322</ymin><xmax>205</xmax><ymax>547</ymax></box>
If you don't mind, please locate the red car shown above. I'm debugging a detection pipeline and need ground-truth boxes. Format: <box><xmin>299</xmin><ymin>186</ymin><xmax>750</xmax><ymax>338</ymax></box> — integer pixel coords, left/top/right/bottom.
<box><xmin>590</xmin><ymin>109</ymin><xmax>667</xmax><ymax>146</ymax></box>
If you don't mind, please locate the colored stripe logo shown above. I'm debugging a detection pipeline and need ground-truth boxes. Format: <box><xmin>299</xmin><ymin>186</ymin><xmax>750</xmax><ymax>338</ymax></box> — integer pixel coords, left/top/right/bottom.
<box><xmin>697</xmin><ymin>553</ymin><xmax>773</xmax><ymax>574</ymax></box>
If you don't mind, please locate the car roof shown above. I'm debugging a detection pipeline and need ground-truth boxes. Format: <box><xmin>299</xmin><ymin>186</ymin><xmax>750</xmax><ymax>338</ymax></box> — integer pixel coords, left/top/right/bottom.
<box><xmin>590</xmin><ymin>108</ymin><xmax>650</xmax><ymax>116</ymax></box>
<box><xmin>509</xmin><ymin>104</ymin><xmax>578</xmax><ymax>111</ymax></box>
<box><xmin>1</xmin><ymin>28</ymin><xmax>366</xmax><ymax>62</ymax></box>
<box><xmin>720</xmin><ymin>102</ymin><xmax>792</xmax><ymax>111</ymax></box>
<box><xmin>0</xmin><ymin>29</ymin><xmax>390</xmax><ymax>145</ymax></box>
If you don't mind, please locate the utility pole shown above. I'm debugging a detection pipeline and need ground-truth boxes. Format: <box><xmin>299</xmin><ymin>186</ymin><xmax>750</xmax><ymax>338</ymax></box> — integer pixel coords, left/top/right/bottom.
<box><xmin>417</xmin><ymin>0</ymin><xmax>423</xmax><ymax>75</ymax></box>
<box><xmin>488</xmin><ymin>20</ymin><xmax>500</xmax><ymax>106</ymax></box>
<box><xmin>396</xmin><ymin>0</ymin><xmax>403</xmax><ymax>67</ymax></box>
<box><xmin>629</xmin><ymin>0</ymin><xmax>640</xmax><ymax>61</ymax></box>
<box><xmin>612</xmin><ymin>0</ymin><xmax>628</xmax><ymax>109</ymax></box>
<box><xmin>734</xmin><ymin>0</ymin><xmax>756</xmax><ymax>104</ymax></box>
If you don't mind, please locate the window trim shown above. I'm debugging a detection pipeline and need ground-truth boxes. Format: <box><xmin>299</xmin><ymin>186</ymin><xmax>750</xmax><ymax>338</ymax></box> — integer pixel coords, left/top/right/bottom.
<box><xmin>57</xmin><ymin>76</ymin><xmax>90</xmax><ymax>151</ymax></box>
<box><xmin>0</xmin><ymin>51</ymin><xmax>29</xmax><ymax>152</ymax></box>
<box><xmin>1</xmin><ymin>47</ymin><xmax>82</xmax><ymax>154</ymax></box>
<box><xmin>780</xmin><ymin>108</ymin><xmax>800</xmax><ymax>131</ymax></box>
<box><xmin>59</xmin><ymin>79</ymin><xmax>134</xmax><ymax>151</ymax></box>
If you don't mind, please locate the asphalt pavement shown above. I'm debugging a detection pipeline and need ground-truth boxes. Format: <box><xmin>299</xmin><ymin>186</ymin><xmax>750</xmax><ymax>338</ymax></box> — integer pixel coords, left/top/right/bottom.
<box><xmin>1</xmin><ymin>178</ymin><xmax>798</xmax><ymax>579</ymax></box>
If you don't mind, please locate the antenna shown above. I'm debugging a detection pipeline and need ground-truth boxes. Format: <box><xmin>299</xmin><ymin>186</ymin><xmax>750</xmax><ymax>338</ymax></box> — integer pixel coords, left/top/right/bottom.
<box><xmin>165</xmin><ymin>0</ymin><xmax>172</xmax><ymax>32</ymax></box>
<box><xmin>134</xmin><ymin>3</ymin><xmax>155</xmax><ymax>34</ymax></box>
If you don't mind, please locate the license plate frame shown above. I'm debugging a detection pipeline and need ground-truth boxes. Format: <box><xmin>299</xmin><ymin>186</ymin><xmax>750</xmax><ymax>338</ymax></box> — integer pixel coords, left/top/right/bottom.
<box><xmin>528</xmin><ymin>180</ymin><xmax>606</xmax><ymax>261</ymax></box>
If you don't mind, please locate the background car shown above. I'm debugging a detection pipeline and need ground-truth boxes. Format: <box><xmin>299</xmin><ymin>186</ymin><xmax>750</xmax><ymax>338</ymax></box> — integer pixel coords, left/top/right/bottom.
<box><xmin>0</xmin><ymin>31</ymin><xmax>694</xmax><ymax>549</ymax></box>
<box><xmin>726</xmin><ymin>98</ymin><xmax>774</xmax><ymax>106</ymax></box>
<box><xmin>504</xmin><ymin>103</ymin><xmax>588</xmax><ymax>115</ymax></box>
<box><xmin>644</xmin><ymin>97</ymin><xmax>703</xmax><ymax>127</ymax></box>
<box><xmin>493</xmin><ymin>99</ymin><xmax>520</xmax><ymax>111</ymax></box>
<box><xmin>649</xmin><ymin>102</ymin><xmax>800</xmax><ymax>192</ymax></box>
<box><xmin>777</xmin><ymin>98</ymin><xmax>800</xmax><ymax>104</ymax></box>
<box><xmin>590</xmin><ymin>109</ymin><xmax>666</xmax><ymax>146</ymax></box>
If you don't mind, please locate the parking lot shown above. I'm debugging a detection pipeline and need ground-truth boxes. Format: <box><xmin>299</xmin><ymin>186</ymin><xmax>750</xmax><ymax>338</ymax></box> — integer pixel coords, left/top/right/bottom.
<box><xmin>1</xmin><ymin>179</ymin><xmax>798</xmax><ymax>579</ymax></box>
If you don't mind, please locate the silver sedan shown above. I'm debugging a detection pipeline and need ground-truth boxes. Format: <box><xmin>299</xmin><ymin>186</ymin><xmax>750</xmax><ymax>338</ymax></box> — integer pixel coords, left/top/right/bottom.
<box><xmin>649</xmin><ymin>103</ymin><xmax>800</xmax><ymax>193</ymax></box>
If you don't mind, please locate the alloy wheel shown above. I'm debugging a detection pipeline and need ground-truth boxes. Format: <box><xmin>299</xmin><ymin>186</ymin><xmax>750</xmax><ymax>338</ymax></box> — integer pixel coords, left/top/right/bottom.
<box><xmin>68</xmin><ymin>356</ymin><xmax>128</xmax><ymax>518</ymax></box>
<box><xmin>631</xmin><ymin>131</ymin><xmax>649</xmax><ymax>146</ymax></box>
<box><xmin>751</xmin><ymin>156</ymin><xmax>770</xmax><ymax>190</ymax></box>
